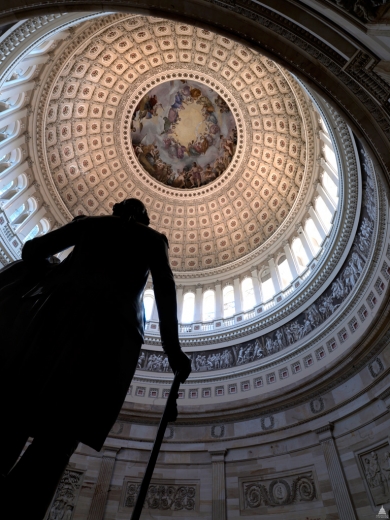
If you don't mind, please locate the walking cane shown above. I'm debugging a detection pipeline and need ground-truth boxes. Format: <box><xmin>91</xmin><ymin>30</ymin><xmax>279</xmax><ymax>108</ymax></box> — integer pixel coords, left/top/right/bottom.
<box><xmin>130</xmin><ymin>371</ymin><xmax>181</xmax><ymax>520</ymax></box>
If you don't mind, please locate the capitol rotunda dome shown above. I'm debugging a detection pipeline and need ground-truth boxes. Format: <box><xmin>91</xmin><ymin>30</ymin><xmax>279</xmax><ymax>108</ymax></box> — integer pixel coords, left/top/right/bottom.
<box><xmin>1</xmin><ymin>6</ymin><xmax>390</xmax><ymax>518</ymax></box>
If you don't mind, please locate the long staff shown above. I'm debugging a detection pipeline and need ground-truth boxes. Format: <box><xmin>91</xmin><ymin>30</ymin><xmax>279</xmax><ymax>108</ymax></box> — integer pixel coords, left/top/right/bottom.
<box><xmin>130</xmin><ymin>372</ymin><xmax>181</xmax><ymax>520</ymax></box>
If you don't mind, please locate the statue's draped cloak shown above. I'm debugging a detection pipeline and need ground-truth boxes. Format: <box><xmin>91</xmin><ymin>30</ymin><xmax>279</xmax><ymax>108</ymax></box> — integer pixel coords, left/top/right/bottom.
<box><xmin>0</xmin><ymin>216</ymin><xmax>179</xmax><ymax>451</ymax></box>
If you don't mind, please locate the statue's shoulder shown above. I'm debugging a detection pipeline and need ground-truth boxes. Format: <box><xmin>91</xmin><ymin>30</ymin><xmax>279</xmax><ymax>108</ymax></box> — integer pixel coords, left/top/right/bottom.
<box><xmin>137</xmin><ymin>223</ymin><xmax>169</xmax><ymax>246</ymax></box>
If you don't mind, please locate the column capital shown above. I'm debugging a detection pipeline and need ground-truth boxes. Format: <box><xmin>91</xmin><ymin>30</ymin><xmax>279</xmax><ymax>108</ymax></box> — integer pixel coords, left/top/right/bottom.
<box><xmin>102</xmin><ymin>447</ymin><xmax>120</xmax><ymax>459</ymax></box>
<box><xmin>314</xmin><ymin>422</ymin><xmax>334</xmax><ymax>441</ymax></box>
<box><xmin>209</xmin><ymin>449</ymin><xmax>227</xmax><ymax>461</ymax></box>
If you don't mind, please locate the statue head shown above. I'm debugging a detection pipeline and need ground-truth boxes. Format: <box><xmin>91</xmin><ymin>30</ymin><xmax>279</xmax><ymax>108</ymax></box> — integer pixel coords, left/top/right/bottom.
<box><xmin>112</xmin><ymin>198</ymin><xmax>150</xmax><ymax>226</ymax></box>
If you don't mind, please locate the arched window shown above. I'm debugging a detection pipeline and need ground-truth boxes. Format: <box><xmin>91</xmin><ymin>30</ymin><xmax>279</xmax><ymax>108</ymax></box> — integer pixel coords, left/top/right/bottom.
<box><xmin>143</xmin><ymin>289</ymin><xmax>155</xmax><ymax>321</ymax></box>
<box><xmin>0</xmin><ymin>180</ymin><xmax>14</xmax><ymax>197</ymax></box>
<box><xmin>203</xmin><ymin>290</ymin><xmax>215</xmax><ymax>321</ymax></box>
<box><xmin>0</xmin><ymin>162</ymin><xmax>12</xmax><ymax>173</ymax></box>
<box><xmin>323</xmin><ymin>143</ymin><xmax>337</xmax><ymax>172</ymax></box>
<box><xmin>9</xmin><ymin>202</ymin><xmax>27</xmax><ymax>224</ymax></box>
<box><xmin>305</xmin><ymin>218</ymin><xmax>322</xmax><ymax>253</ymax></box>
<box><xmin>23</xmin><ymin>224</ymin><xmax>40</xmax><ymax>242</ymax></box>
<box><xmin>322</xmin><ymin>172</ymin><xmax>338</xmax><ymax>203</ymax></box>
<box><xmin>291</xmin><ymin>238</ymin><xmax>309</xmax><ymax>273</ymax></box>
<box><xmin>40</xmin><ymin>218</ymin><xmax>51</xmax><ymax>235</ymax></box>
<box><xmin>314</xmin><ymin>195</ymin><xmax>332</xmax><ymax>232</ymax></box>
<box><xmin>261</xmin><ymin>269</ymin><xmax>275</xmax><ymax>301</ymax></box>
<box><xmin>182</xmin><ymin>292</ymin><xmax>195</xmax><ymax>323</ymax></box>
<box><xmin>223</xmin><ymin>285</ymin><xmax>235</xmax><ymax>318</ymax></box>
<box><xmin>242</xmin><ymin>278</ymin><xmax>256</xmax><ymax>311</ymax></box>
<box><xmin>277</xmin><ymin>255</ymin><xmax>293</xmax><ymax>288</ymax></box>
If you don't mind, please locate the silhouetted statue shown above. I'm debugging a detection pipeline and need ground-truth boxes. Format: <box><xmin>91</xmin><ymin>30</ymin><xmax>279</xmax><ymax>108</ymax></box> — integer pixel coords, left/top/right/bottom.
<box><xmin>0</xmin><ymin>198</ymin><xmax>191</xmax><ymax>519</ymax></box>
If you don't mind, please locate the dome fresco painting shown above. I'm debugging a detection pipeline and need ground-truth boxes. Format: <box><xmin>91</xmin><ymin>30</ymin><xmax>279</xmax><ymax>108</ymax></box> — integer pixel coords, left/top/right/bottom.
<box><xmin>131</xmin><ymin>79</ymin><xmax>237</xmax><ymax>189</ymax></box>
<box><xmin>36</xmin><ymin>15</ymin><xmax>315</xmax><ymax>270</ymax></box>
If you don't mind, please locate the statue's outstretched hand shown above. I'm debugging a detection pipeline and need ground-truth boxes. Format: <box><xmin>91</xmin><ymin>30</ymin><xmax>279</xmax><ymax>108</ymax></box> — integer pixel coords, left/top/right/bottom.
<box><xmin>168</xmin><ymin>350</ymin><xmax>192</xmax><ymax>383</ymax></box>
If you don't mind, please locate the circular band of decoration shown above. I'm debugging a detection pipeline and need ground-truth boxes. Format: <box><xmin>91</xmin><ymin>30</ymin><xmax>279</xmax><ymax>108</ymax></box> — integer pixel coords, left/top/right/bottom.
<box><xmin>121</xmin><ymin>71</ymin><xmax>245</xmax><ymax>197</ymax></box>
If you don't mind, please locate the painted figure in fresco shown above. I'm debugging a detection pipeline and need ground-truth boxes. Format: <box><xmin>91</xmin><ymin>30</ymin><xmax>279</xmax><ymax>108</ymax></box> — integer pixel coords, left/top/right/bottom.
<box><xmin>189</xmin><ymin>162</ymin><xmax>202</xmax><ymax>188</ymax></box>
<box><xmin>171</xmin><ymin>90</ymin><xmax>185</xmax><ymax>109</ymax></box>
<box><xmin>132</xmin><ymin>80</ymin><xmax>237</xmax><ymax>190</ymax></box>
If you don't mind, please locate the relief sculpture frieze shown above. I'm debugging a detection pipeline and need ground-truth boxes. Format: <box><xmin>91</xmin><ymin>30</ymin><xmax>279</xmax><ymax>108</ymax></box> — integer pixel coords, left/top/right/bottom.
<box><xmin>358</xmin><ymin>442</ymin><xmax>390</xmax><ymax>506</ymax></box>
<box><xmin>240</xmin><ymin>470</ymin><xmax>317</xmax><ymax>511</ymax></box>
<box><xmin>45</xmin><ymin>468</ymin><xmax>83</xmax><ymax>520</ymax></box>
<box><xmin>122</xmin><ymin>479</ymin><xmax>198</xmax><ymax>512</ymax></box>
<box><xmin>138</xmin><ymin>139</ymin><xmax>377</xmax><ymax>374</ymax></box>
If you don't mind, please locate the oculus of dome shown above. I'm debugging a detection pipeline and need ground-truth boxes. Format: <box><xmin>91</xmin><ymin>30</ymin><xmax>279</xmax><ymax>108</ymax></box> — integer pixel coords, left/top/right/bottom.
<box><xmin>130</xmin><ymin>79</ymin><xmax>237</xmax><ymax>189</ymax></box>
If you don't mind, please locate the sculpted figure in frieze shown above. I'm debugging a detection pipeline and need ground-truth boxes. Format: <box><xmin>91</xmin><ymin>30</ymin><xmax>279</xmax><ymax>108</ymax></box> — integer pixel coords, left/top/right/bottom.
<box><xmin>359</xmin><ymin>444</ymin><xmax>390</xmax><ymax>506</ymax></box>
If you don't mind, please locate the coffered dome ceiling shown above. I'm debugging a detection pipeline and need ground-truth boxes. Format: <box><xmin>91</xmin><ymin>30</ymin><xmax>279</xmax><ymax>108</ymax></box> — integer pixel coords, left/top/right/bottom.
<box><xmin>37</xmin><ymin>14</ymin><xmax>317</xmax><ymax>272</ymax></box>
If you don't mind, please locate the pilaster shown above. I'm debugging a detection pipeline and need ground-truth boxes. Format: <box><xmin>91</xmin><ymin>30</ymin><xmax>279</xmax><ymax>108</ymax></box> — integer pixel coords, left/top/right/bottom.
<box><xmin>87</xmin><ymin>448</ymin><xmax>119</xmax><ymax>520</ymax></box>
<box><xmin>315</xmin><ymin>424</ymin><xmax>357</xmax><ymax>520</ymax></box>
<box><xmin>209</xmin><ymin>449</ymin><xmax>227</xmax><ymax>520</ymax></box>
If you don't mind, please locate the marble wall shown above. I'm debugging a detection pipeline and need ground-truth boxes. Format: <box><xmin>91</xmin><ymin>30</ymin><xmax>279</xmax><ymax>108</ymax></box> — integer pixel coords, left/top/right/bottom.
<box><xmin>47</xmin><ymin>340</ymin><xmax>390</xmax><ymax>520</ymax></box>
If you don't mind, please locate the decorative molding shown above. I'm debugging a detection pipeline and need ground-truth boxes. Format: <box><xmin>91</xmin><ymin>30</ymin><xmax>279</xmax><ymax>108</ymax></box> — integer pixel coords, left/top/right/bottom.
<box><xmin>357</xmin><ymin>441</ymin><xmax>390</xmax><ymax>507</ymax></box>
<box><xmin>260</xmin><ymin>415</ymin><xmax>274</xmax><ymax>431</ymax></box>
<box><xmin>45</xmin><ymin>468</ymin><xmax>83</xmax><ymax>520</ymax></box>
<box><xmin>211</xmin><ymin>424</ymin><xmax>225</xmax><ymax>438</ymax></box>
<box><xmin>122</xmin><ymin>479</ymin><xmax>198</xmax><ymax>511</ymax></box>
<box><xmin>241</xmin><ymin>470</ymin><xmax>317</xmax><ymax>509</ymax></box>
<box><xmin>368</xmin><ymin>357</ymin><xmax>384</xmax><ymax>379</ymax></box>
<box><xmin>310</xmin><ymin>396</ymin><xmax>325</xmax><ymax>414</ymax></box>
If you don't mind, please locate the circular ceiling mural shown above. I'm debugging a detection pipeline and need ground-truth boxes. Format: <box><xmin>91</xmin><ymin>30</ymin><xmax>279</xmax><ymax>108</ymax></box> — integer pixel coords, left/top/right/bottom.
<box><xmin>130</xmin><ymin>79</ymin><xmax>237</xmax><ymax>189</ymax></box>
<box><xmin>38</xmin><ymin>14</ymin><xmax>318</xmax><ymax>272</ymax></box>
